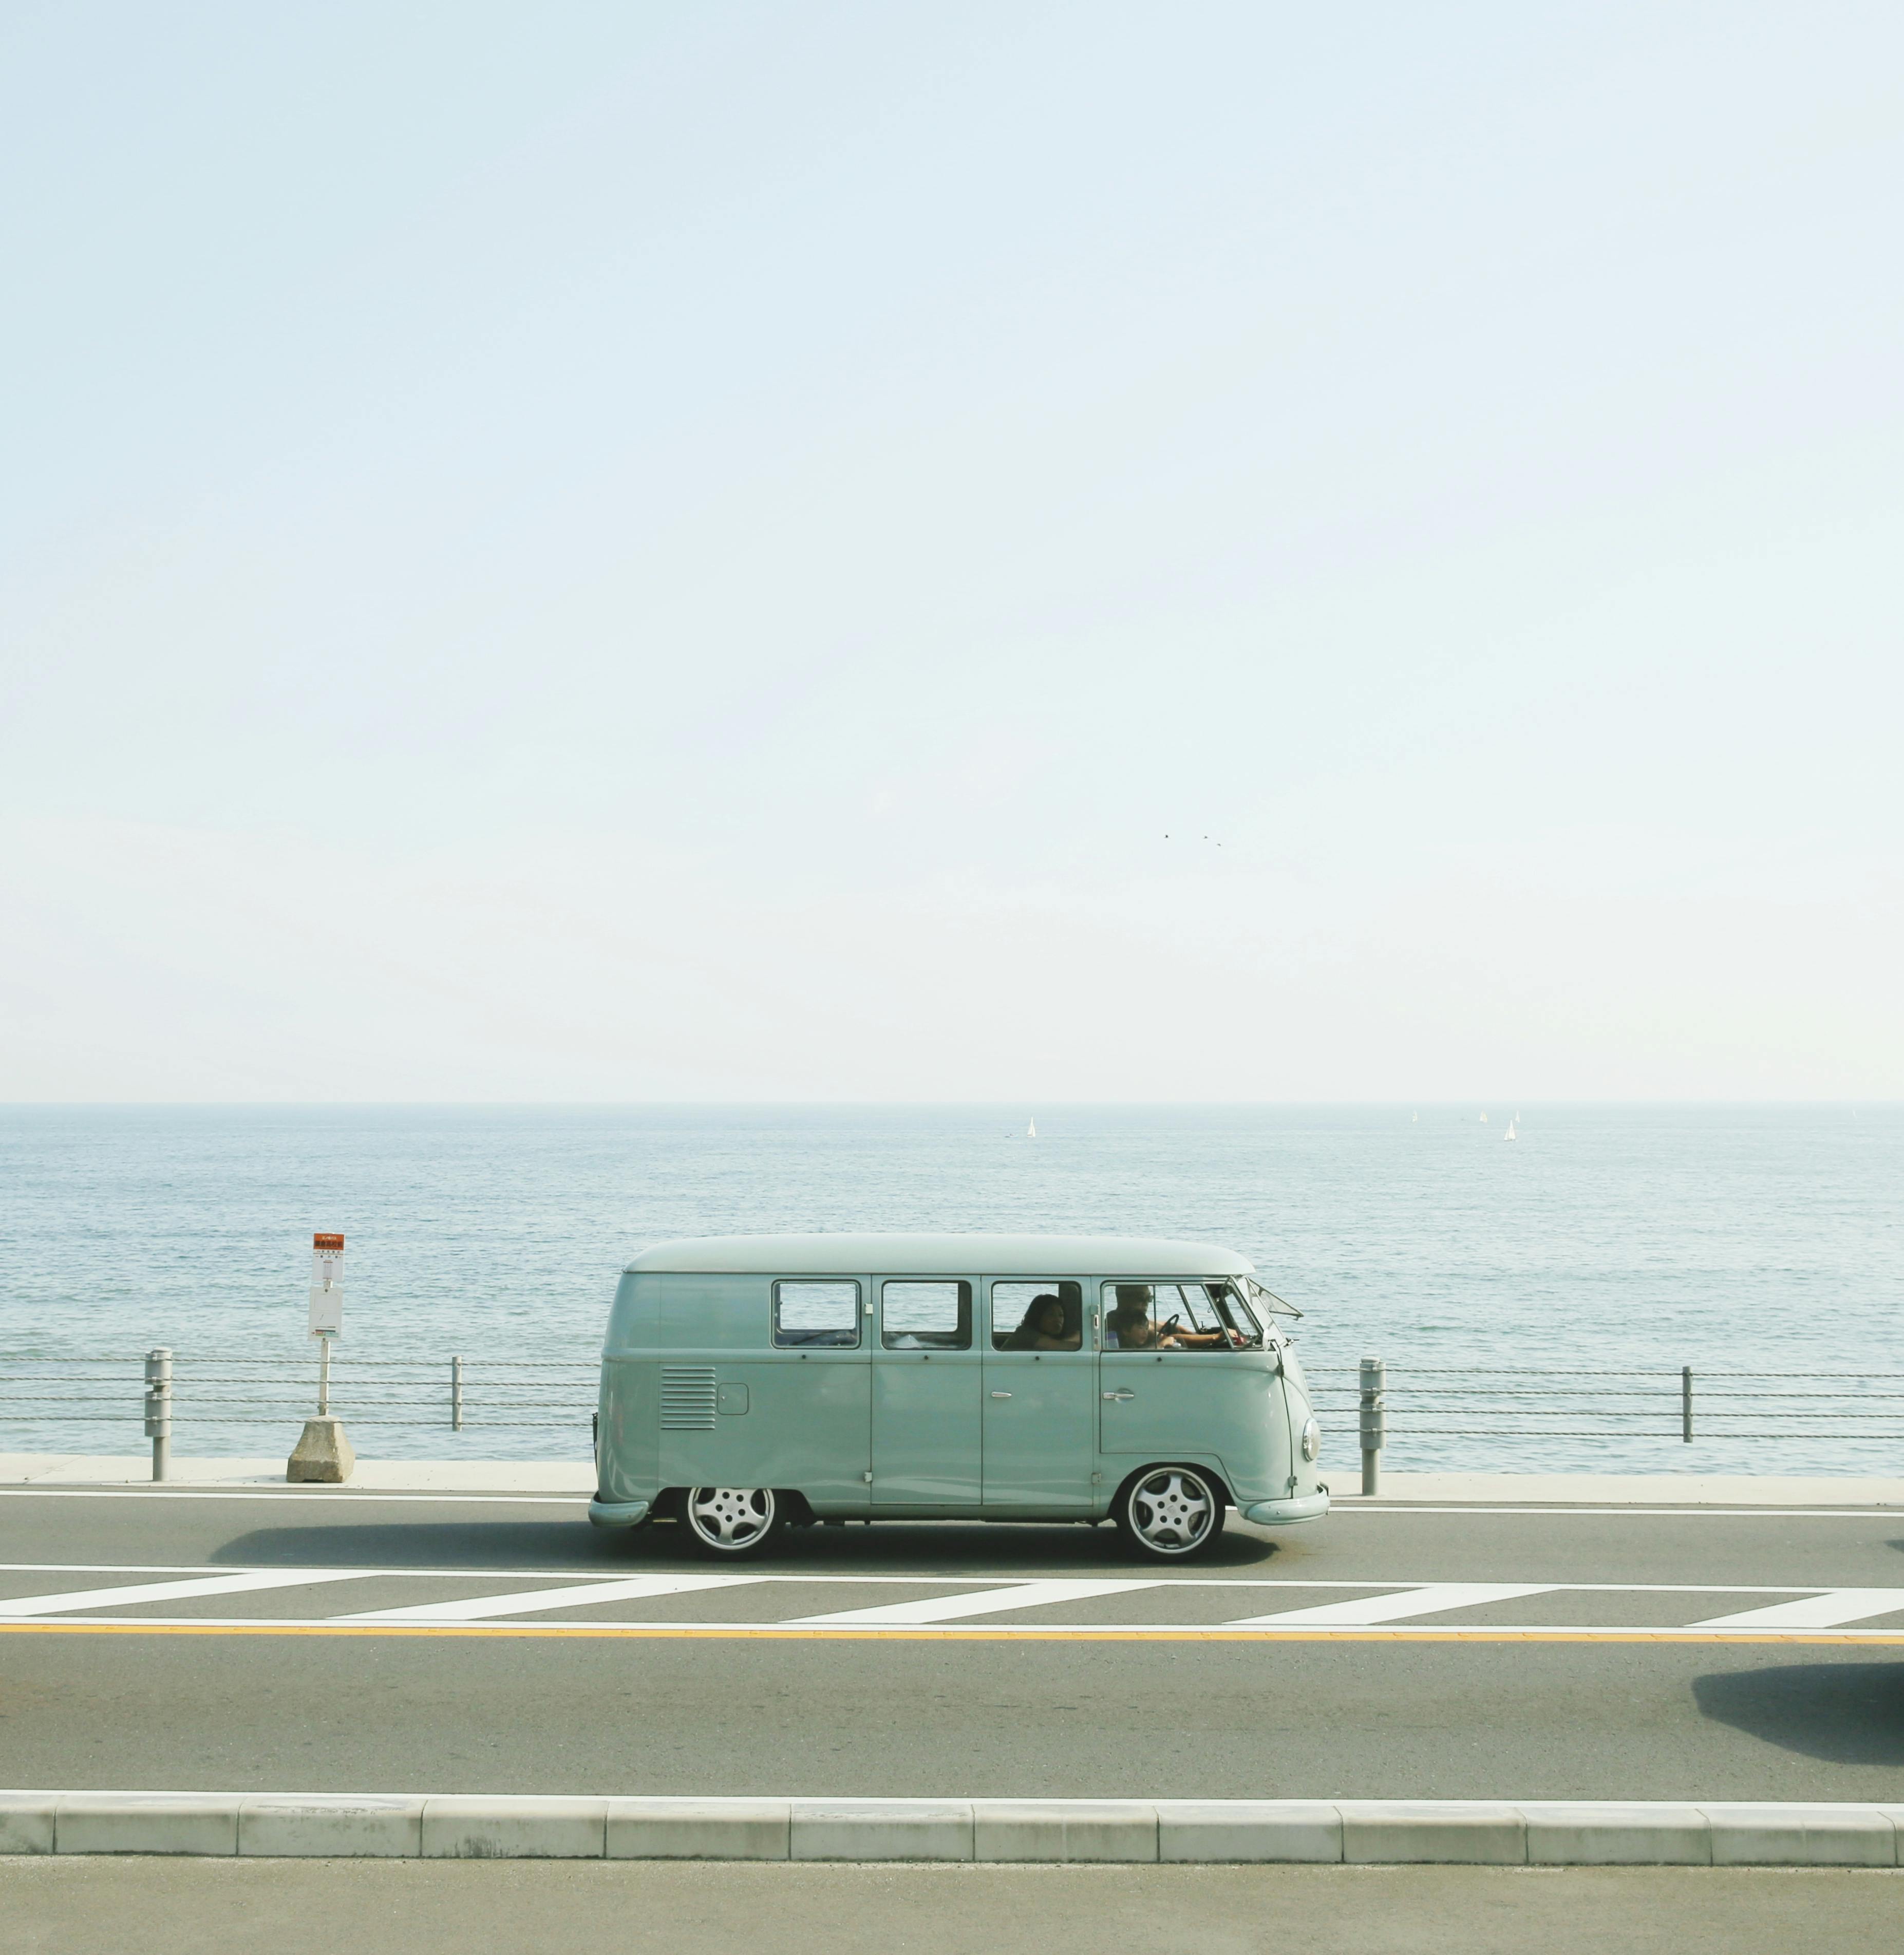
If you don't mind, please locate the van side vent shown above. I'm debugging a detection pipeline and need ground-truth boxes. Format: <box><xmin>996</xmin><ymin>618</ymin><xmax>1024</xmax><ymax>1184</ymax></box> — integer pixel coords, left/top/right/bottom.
<box><xmin>660</xmin><ymin>1365</ymin><xmax>719</xmax><ymax>1430</ymax></box>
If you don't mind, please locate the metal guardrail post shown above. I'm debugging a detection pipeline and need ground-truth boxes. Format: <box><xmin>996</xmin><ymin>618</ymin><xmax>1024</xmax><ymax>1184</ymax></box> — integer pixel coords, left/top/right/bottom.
<box><xmin>144</xmin><ymin>1347</ymin><xmax>172</xmax><ymax>1482</ymax></box>
<box><xmin>1359</xmin><ymin>1356</ymin><xmax>1386</xmax><ymax>1495</ymax></box>
<box><xmin>1682</xmin><ymin>1366</ymin><xmax>1693</xmax><ymax>1443</ymax></box>
<box><xmin>451</xmin><ymin>1355</ymin><xmax>464</xmax><ymax>1432</ymax></box>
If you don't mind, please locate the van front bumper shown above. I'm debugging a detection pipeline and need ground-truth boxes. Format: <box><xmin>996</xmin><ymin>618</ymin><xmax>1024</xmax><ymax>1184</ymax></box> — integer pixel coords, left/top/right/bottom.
<box><xmin>587</xmin><ymin>1496</ymin><xmax>652</xmax><ymax>1530</ymax></box>
<box><xmin>1240</xmin><ymin>1490</ymin><xmax>1330</xmax><ymax>1527</ymax></box>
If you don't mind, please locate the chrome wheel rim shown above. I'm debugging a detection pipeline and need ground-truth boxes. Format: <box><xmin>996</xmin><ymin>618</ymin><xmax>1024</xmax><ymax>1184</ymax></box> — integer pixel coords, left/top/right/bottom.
<box><xmin>1128</xmin><ymin>1469</ymin><xmax>1214</xmax><ymax>1554</ymax></box>
<box><xmin>687</xmin><ymin>1486</ymin><xmax>775</xmax><ymax>1550</ymax></box>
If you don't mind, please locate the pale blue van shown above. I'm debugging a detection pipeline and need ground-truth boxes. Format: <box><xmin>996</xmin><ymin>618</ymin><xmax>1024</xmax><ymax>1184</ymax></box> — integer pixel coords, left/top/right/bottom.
<box><xmin>589</xmin><ymin>1233</ymin><xmax>1327</xmax><ymax>1561</ymax></box>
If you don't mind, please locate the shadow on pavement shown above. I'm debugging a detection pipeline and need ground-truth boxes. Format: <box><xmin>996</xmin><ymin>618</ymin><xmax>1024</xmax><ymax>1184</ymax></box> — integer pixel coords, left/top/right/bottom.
<box><xmin>210</xmin><ymin>1515</ymin><xmax>1285</xmax><ymax>1573</ymax></box>
<box><xmin>1692</xmin><ymin>1661</ymin><xmax>1904</xmax><ymax>1764</ymax></box>
<box><xmin>209</xmin><ymin>1521</ymin><xmax>632</xmax><ymax>1569</ymax></box>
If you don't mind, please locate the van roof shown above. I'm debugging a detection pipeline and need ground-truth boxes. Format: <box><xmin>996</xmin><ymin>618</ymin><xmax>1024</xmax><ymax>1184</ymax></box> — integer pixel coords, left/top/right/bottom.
<box><xmin>624</xmin><ymin>1233</ymin><xmax>1256</xmax><ymax>1276</ymax></box>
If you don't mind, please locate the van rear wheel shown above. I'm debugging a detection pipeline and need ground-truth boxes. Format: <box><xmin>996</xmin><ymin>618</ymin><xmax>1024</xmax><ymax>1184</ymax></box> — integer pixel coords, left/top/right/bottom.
<box><xmin>684</xmin><ymin>1486</ymin><xmax>781</xmax><ymax>1557</ymax></box>
<box><xmin>1115</xmin><ymin>1465</ymin><xmax>1226</xmax><ymax>1561</ymax></box>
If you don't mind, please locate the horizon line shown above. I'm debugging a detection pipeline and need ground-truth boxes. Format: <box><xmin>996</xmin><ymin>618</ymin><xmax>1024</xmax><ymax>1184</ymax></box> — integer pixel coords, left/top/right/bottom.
<box><xmin>2</xmin><ymin>1098</ymin><xmax>1899</xmax><ymax>1112</ymax></box>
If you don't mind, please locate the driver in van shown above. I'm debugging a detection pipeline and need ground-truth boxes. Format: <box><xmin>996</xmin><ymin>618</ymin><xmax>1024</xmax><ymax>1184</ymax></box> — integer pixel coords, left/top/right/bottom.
<box><xmin>1107</xmin><ymin>1284</ymin><xmax>1234</xmax><ymax>1350</ymax></box>
<box><xmin>1007</xmin><ymin>1293</ymin><xmax>1080</xmax><ymax>1350</ymax></box>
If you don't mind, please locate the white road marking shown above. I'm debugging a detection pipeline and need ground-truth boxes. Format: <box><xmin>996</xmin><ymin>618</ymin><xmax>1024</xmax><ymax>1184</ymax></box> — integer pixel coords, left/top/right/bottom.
<box><xmin>0</xmin><ymin>1570</ymin><xmax>377</xmax><ymax>1616</ymax></box>
<box><xmin>1691</xmin><ymin>1588</ymin><xmax>1904</xmax><ymax>1628</ymax></box>
<box><xmin>0</xmin><ymin>1564</ymin><xmax>1848</xmax><ymax>1596</ymax></box>
<box><xmin>12</xmin><ymin>1614</ymin><xmax>1904</xmax><ymax>1642</ymax></box>
<box><xmin>4</xmin><ymin>1562</ymin><xmax>1899</xmax><ymax>1640</ymax></box>
<box><xmin>340</xmin><ymin>1575</ymin><xmax>762</xmax><ymax>1621</ymax></box>
<box><xmin>1227</xmin><ymin>1582</ymin><xmax>1559</xmax><ymax>1626</ymax></box>
<box><xmin>794</xmin><ymin>1579</ymin><xmax>1161</xmax><ymax>1625</ymax></box>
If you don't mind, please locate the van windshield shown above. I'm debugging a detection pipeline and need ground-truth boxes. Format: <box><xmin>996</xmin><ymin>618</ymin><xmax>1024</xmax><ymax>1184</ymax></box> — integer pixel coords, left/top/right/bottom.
<box><xmin>1102</xmin><ymin>1281</ymin><xmax>1262</xmax><ymax>1351</ymax></box>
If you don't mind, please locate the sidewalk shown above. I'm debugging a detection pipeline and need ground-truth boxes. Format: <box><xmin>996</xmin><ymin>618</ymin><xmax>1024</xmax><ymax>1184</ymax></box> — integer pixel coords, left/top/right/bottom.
<box><xmin>4</xmin><ymin>1453</ymin><xmax>1903</xmax><ymax>1505</ymax></box>
<box><xmin>1317</xmin><ymin>1469</ymin><xmax>1904</xmax><ymax>1508</ymax></box>
<box><xmin>0</xmin><ymin>1453</ymin><xmax>594</xmax><ymax>1493</ymax></box>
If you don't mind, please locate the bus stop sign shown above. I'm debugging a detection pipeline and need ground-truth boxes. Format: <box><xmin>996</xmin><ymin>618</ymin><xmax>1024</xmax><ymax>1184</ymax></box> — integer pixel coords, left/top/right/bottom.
<box><xmin>308</xmin><ymin>1232</ymin><xmax>344</xmax><ymax>1337</ymax></box>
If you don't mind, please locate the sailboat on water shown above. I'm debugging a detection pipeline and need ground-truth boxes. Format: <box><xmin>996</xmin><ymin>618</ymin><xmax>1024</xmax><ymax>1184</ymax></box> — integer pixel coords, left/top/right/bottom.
<box><xmin>1504</xmin><ymin>1116</ymin><xmax>1518</xmax><ymax>1141</ymax></box>
<box><xmin>1027</xmin><ymin>1117</ymin><xmax>1037</xmax><ymax>1139</ymax></box>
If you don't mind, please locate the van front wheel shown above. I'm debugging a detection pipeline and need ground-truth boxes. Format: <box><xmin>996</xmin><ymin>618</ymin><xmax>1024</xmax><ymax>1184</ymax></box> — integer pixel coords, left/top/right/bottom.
<box><xmin>1115</xmin><ymin>1466</ymin><xmax>1226</xmax><ymax>1561</ymax></box>
<box><xmin>684</xmin><ymin>1486</ymin><xmax>781</xmax><ymax>1557</ymax></box>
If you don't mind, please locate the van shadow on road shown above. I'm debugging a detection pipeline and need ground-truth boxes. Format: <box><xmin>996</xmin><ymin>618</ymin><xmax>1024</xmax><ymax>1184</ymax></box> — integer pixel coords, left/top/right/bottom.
<box><xmin>209</xmin><ymin>1516</ymin><xmax>1287</xmax><ymax>1575</ymax></box>
<box><xmin>208</xmin><ymin>1520</ymin><xmax>635</xmax><ymax>1570</ymax></box>
<box><xmin>1692</xmin><ymin>1661</ymin><xmax>1904</xmax><ymax>1765</ymax></box>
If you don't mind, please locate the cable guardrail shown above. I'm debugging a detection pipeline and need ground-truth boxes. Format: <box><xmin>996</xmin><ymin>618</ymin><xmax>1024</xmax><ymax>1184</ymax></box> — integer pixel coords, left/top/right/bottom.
<box><xmin>5</xmin><ymin>1352</ymin><xmax>1904</xmax><ymax>1486</ymax></box>
<box><xmin>1306</xmin><ymin>1356</ymin><xmax>1904</xmax><ymax>1491</ymax></box>
<box><xmin>0</xmin><ymin>1353</ymin><xmax>601</xmax><ymax>1469</ymax></box>
<box><xmin>1304</xmin><ymin>1373</ymin><xmax>1904</xmax><ymax>1436</ymax></box>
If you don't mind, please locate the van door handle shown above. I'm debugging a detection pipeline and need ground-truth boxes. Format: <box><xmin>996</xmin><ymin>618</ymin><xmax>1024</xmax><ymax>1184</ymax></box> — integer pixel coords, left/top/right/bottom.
<box><xmin>990</xmin><ymin>1390</ymin><xmax>1012</xmax><ymax>1399</ymax></box>
<box><xmin>1102</xmin><ymin>1389</ymin><xmax>1135</xmax><ymax>1401</ymax></box>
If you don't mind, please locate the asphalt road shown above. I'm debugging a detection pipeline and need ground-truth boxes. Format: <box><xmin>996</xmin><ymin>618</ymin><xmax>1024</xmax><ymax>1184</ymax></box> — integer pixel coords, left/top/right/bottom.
<box><xmin>3</xmin><ymin>1488</ymin><xmax>1903</xmax><ymax>1799</ymax></box>
<box><xmin>5</xmin><ymin>1861</ymin><xmax>1902</xmax><ymax>1955</ymax></box>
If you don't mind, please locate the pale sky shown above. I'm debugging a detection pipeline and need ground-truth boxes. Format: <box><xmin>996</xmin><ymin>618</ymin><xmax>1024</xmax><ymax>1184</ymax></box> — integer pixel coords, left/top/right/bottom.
<box><xmin>2</xmin><ymin>2</ymin><xmax>1899</xmax><ymax>1101</ymax></box>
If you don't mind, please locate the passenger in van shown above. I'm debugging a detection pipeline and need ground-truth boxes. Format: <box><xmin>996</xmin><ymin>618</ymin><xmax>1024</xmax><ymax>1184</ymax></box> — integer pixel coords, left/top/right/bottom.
<box><xmin>1107</xmin><ymin>1285</ymin><xmax>1234</xmax><ymax>1351</ymax></box>
<box><xmin>1006</xmin><ymin>1293</ymin><xmax>1080</xmax><ymax>1351</ymax></box>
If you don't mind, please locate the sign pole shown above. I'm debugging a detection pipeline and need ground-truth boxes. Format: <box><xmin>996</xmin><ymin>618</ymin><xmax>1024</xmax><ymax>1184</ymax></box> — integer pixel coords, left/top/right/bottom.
<box><xmin>288</xmin><ymin>1233</ymin><xmax>354</xmax><ymax>1484</ymax></box>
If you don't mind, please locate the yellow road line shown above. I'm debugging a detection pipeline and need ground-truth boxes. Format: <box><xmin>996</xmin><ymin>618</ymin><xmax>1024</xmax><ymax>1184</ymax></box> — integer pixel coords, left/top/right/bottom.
<box><xmin>3</xmin><ymin>1621</ymin><xmax>1902</xmax><ymax>1646</ymax></box>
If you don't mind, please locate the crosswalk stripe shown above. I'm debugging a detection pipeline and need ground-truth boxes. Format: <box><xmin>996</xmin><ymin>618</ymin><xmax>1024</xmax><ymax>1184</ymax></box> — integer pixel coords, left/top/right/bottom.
<box><xmin>338</xmin><ymin>1574</ymin><xmax>762</xmax><ymax>1622</ymax></box>
<box><xmin>1226</xmin><ymin>1582</ymin><xmax>1560</xmax><ymax>1626</ymax></box>
<box><xmin>794</xmin><ymin>1579</ymin><xmax>1161</xmax><ymax>1625</ymax></box>
<box><xmin>1692</xmin><ymin>1588</ymin><xmax>1904</xmax><ymax>1628</ymax></box>
<box><xmin>13</xmin><ymin>1563</ymin><xmax>1900</xmax><ymax>1636</ymax></box>
<box><xmin>0</xmin><ymin>1571</ymin><xmax>376</xmax><ymax>1616</ymax></box>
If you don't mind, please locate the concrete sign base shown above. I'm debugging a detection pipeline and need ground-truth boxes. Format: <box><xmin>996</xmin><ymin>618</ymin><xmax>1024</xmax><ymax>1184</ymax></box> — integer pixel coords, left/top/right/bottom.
<box><xmin>287</xmin><ymin>1419</ymin><xmax>355</xmax><ymax>1484</ymax></box>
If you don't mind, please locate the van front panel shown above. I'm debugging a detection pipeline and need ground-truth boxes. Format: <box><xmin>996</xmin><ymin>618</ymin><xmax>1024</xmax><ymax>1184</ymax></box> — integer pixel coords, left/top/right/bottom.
<box><xmin>1097</xmin><ymin>1278</ymin><xmax>1286</xmax><ymax>1503</ymax></box>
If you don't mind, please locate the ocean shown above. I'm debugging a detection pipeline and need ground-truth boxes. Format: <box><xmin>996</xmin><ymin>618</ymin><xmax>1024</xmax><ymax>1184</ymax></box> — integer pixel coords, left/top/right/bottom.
<box><xmin>2</xmin><ymin>1104</ymin><xmax>1899</xmax><ymax>1473</ymax></box>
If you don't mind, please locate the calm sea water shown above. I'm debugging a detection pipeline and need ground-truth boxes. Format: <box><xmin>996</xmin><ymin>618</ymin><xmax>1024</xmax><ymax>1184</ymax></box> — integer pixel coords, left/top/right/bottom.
<box><xmin>2</xmin><ymin>1104</ymin><xmax>1900</xmax><ymax>1472</ymax></box>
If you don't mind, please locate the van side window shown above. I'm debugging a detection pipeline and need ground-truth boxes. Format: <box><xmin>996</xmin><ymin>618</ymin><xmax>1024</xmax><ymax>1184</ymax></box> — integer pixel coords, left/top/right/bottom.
<box><xmin>881</xmin><ymin>1281</ymin><xmax>972</xmax><ymax>1350</ymax></box>
<box><xmin>1103</xmin><ymin>1281</ymin><xmax>1260</xmax><ymax>1351</ymax></box>
<box><xmin>772</xmin><ymin>1280</ymin><xmax>861</xmax><ymax>1348</ymax></box>
<box><xmin>990</xmin><ymin>1281</ymin><xmax>1084</xmax><ymax>1351</ymax></box>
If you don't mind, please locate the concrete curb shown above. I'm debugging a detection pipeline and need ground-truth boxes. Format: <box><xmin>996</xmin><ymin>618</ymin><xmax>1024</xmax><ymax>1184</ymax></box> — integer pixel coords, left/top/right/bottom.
<box><xmin>10</xmin><ymin>1457</ymin><xmax>1904</xmax><ymax>1508</ymax></box>
<box><xmin>3</xmin><ymin>1796</ymin><xmax>1904</xmax><ymax>1865</ymax></box>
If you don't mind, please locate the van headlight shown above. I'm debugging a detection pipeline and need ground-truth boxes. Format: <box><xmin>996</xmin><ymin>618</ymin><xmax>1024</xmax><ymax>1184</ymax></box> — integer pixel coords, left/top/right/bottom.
<box><xmin>1300</xmin><ymin>1416</ymin><xmax>1320</xmax><ymax>1462</ymax></box>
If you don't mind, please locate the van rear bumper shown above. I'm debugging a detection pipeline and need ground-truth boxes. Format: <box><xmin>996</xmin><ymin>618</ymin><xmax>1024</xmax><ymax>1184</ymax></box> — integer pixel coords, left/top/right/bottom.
<box><xmin>587</xmin><ymin>1496</ymin><xmax>652</xmax><ymax>1529</ymax></box>
<box><xmin>1240</xmin><ymin>1490</ymin><xmax>1330</xmax><ymax>1527</ymax></box>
